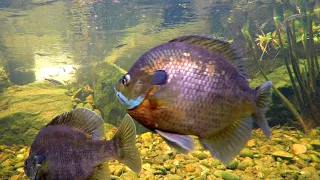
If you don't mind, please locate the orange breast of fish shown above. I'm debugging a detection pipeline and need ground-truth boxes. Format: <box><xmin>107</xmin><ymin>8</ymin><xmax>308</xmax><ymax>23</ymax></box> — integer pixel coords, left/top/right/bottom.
<box><xmin>127</xmin><ymin>86</ymin><xmax>160</xmax><ymax>129</ymax></box>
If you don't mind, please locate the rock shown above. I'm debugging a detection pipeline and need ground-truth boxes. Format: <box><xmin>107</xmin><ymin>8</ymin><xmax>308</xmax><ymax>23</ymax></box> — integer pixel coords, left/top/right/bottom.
<box><xmin>155</xmin><ymin>167</ymin><xmax>167</xmax><ymax>175</ymax></box>
<box><xmin>15</xmin><ymin>154</ymin><xmax>24</xmax><ymax>161</ymax></box>
<box><xmin>93</xmin><ymin>109</ymin><xmax>102</xmax><ymax>117</ymax></box>
<box><xmin>309</xmin><ymin>154</ymin><xmax>320</xmax><ymax>162</ymax></box>
<box><xmin>72</xmin><ymin>88</ymin><xmax>84</xmax><ymax>101</ymax></box>
<box><xmin>110</xmin><ymin>175</ymin><xmax>120</xmax><ymax>180</ymax></box>
<box><xmin>247</xmin><ymin>139</ymin><xmax>256</xmax><ymax>147</ymax></box>
<box><xmin>113</xmin><ymin>165</ymin><xmax>126</xmax><ymax>176</ymax></box>
<box><xmin>84</xmin><ymin>94</ymin><xmax>94</xmax><ymax>103</ymax></box>
<box><xmin>296</xmin><ymin>154</ymin><xmax>312</xmax><ymax>162</ymax></box>
<box><xmin>216</xmin><ymin>165</ymin><xmax>226</xmax><ymax>170</ymax></box>
<box><xmin>93</xmin><ymin>62</ymin><xmax>149</xmax><ymax>134</ymax></box>
<box><xmin>153</xmin><ymin>170</ymin><xmax>166</xmax><ymax>175</ymax></box>
<box><xmin>213</xmin><ymin>170</ymin><xmax>224</xmax><ymax>177</ymax></box>
<box><xmin>18</xmin><ymin>148</ymin><xmax>26</xmax><ymax>154</ymax></box>
<box><xmin>300</xmin><ymin>167</ymin><xmax>318</xmax><ymax>179</ymax></box>
<box><xmin>2</xmin><ymin>159</ymin><xmax>11</xmax><ymax>166</ymax></box>
<box><xmin>279</xmin><ymin>170</ymin><xmax>299</xmax><ymax>179</ymax></box>
<box><xmin>0</xmin><ymin>68</ymin><xmax>10</xmax><ymax>92</ymax></box>
<box><xmin>9</xmin><ymin>175</ymin><xmax>20</xmax><ymax>180</ymax></box>
<box><xmin>226</xmin><ymin>159</ymin><xmax>238</xmax><ymax>170</ymax></box>
<box><xmin>192</xmin><ymin>151</ymin><xmax>208</xmax><ymax>160</ymax></box>
<box><xmin>120</xmin><ymin>171</ymin><xmax>139</xmax><ymax>179</ymax></box>
<box><xmin>73</xmin><ymin>98</ymin><xmax>82</xmax><ymax>103</ymax></box>
<box><xmin>292</xmin><ymin>144</ymin><xmax>307</xmax><ymax>155</ymax></box>
<box><xmin>83</xmin><ymin>85</ymin><xmax>93</xmax><ymax>97</ymax></box>
<box><xmin>162</xmin><ymin>154</ymin><xmax>170</xmax><ymax>161</ymax></box>
<box><xmin>76</xmin><ymin>103</ymin><xmax>84</xmax><ymax>108</ymax></box>
<box><xmin>13</xmin><ymin>161</ymin><xmax>24</xmax><ymax>168</ymax></box>
<box><xmin>272</xmin><ymin>151</ymin><xmax>294</xmax><ymax>160</ymax></box>
<box><xmin>167</xmin><ymin>175</ymin><xmax>183</xmax><ymax>180</ymax></box>
<box><xmin>185</xmin><ymin>164</ymin><xmax>194</xmax><ymax>172</ymax></box>
<box><xmin>310</xmin><ymin>140</ymin><xmax>320</xmax><ymax>149</ymax></box>
<box><xmin>288</xmin><ymin>165</ymin><xmax>300</xmax><ymax>171</ymax></box>
<box><xmin>83</xmin><ymin>103</ymin><xmax>93</xmax><ymax>110</ymax></box>
<box><xmin>239</xmin><ymin>148</ymin><xmax>255</xmax><ymax>158</ymax></box>
<box><xmin>141</xmin><ymin>132</ymin><xmax>153</xmax><ymax>142</ymax></box>
<box><xmin>210</xmin><ymin>159</ymin><xmax>222</xmax><ymax>167</ymax></box>
<box><xmin>0</xmin><ymin>82</ymin><xmax>73</xmax><ymax>146</ymax></box>
<box><xmin>221</xmin><ymin>171</ymin><xmax>241</xmax><ymax>180</ymax></box>
<box><xmin>238</xmin><ymin>157</ymin><xmax>254</xmax><ymax>170</ymax></box>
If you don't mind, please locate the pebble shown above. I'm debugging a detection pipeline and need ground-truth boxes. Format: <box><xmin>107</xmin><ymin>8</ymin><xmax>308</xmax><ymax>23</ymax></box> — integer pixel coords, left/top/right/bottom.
<box><xmin>93</xmin><ymin>109</ymin><xmax>102</xmax><ymax>117</ymax></box>
<box><xmin>221</xmin><ymin>171</ymin><xmax>241</xmax><ymax>180</ymax></box>
<box><xmin>272</xmin><ymin>150</ymin><xmax>294</xmax><ymax>159</ymax></box>
<box><xmin>239</xmin><ymin>148</ymin><xmax>255</xmax><ymax>158</ymax></box>
<box><xmin>1</xmin><ymin>127</ymin><xmax>320</xmax><ymax>180</ymax></box>
<box><xmin>292</xmin><ymin>144</ymin><xmax>307</xmax><ymax>155</ymax></box>
<box><xmin>83</xmin><ymin>103</ymin><xmax>93</xmax><ymax>110</ymax></box>
<box><xmin>76</xmin><ymin>103</ymin><xmax>84</xmax><ymax>108</ymax></box>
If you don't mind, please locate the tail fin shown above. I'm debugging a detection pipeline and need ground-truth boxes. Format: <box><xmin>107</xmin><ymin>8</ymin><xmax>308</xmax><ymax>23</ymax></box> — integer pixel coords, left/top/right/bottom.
<box><xmin>253</xmin><ymin>81</ymin><xmax>272</xmax><ymax>138</ymax></box>
<box><xmin>113</xmin><ymin>114</ymin><xmax>141</xmax><ymax>173</ymax></box>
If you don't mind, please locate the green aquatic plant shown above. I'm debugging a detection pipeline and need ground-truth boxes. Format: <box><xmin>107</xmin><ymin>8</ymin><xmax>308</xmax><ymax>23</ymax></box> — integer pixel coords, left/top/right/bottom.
<box><xmin>247</xmin><ymin>1</ymin><xmax>320</xmax><ymax>131</ymax></box>
<box><xmin>242</xmin><ymin>10</ymin><xmax>308</xmax><ymax>132</ymax></box>
<box><xmin>255</xmin><ymin>31</ymin><xmax>272</xmax><ymax>59</ymax></box>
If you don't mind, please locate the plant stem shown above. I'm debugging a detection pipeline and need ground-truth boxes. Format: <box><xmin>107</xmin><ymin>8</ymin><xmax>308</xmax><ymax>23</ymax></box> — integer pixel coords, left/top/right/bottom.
<box><xmin>253</xmin><ymin>53</ymin><xmax>308</xmax><ymax>132</ymax></box>
<box><xmin>276</xmin><ymin>27</ymin><xmax>305</xmax><ymax>116</ymax></box>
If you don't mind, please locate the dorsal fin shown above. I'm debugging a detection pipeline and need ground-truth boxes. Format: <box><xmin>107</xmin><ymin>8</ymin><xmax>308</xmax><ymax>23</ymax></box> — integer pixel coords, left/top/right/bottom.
<box><xmin>169</xmin><ymin>34</ymin><xmax>248</xmax><ymax>79</ymax></box>
<box><xmin>46</xmin><ymin>108</ymin><xmax>105</xmax><ymax>140</ymax></box>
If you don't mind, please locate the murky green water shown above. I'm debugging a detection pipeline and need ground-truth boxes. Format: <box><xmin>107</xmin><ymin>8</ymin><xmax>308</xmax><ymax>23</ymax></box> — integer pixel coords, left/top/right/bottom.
<box><xmin>0</xmin><ymin>0</ymin><xmax>320</xmax><ymax>179</ymax></box>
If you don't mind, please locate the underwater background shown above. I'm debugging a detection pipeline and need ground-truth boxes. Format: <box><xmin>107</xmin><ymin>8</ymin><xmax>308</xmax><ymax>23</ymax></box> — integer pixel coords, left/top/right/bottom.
<box><xmin>0</xmin><ymin>0</ymin><xmax>320</xmax><ymax>179</ymax></box>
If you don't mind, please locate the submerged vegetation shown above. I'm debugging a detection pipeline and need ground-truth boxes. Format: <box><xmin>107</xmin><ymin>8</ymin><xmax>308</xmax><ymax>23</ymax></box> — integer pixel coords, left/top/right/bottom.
<box><xmin>0</xmin><ymin>0</ymin><xmax>320</xmax><ymax>179</ymax></box>
<box><xmin>243</xmin><ymin>0</ymin><xmax>320</xmax><ymax>132</ymax></box>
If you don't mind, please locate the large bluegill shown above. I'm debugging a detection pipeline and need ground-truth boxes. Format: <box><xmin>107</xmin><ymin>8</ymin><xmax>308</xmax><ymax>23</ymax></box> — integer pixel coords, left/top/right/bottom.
<box><xmin>24</xmin><ymin>108</ymin><xmax>141</xmax><ymax>180</ymax></box>
<box><xmin>114</xmin><ymin>35</ymin><xmax>272</xmax><ymax>165</ymax></box>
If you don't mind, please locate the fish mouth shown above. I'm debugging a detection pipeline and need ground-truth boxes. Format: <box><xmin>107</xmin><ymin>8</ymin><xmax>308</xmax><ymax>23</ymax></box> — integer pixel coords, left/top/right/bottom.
<box><xmin>114</xmin><ymin>87</ymin><xmax>125</xmax><ymax>104</ymax></box>
<box><xmin>113</xmin><ymin>86</ymin><xmax>145</xmax><ymax>110</ymax></box>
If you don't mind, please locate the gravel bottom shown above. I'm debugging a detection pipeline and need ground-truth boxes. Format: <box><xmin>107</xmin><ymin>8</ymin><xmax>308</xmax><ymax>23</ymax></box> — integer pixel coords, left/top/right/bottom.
<box><xmin>1</xmin><ymin>127</ymin><xmax>320</xmax><ymax>180</ymax></box>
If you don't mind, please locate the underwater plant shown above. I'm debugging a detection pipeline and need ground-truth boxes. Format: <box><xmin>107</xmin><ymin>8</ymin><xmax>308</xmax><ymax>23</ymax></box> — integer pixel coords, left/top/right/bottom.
<box><xmin>242</xmin><ymin>0</ymin><xmax>320</xmax><ymax>132</ymax></box>
<box><xmin>255</xmin><ymin>30</ymin><xmax>272</xmax><ymax>58</ymax></box>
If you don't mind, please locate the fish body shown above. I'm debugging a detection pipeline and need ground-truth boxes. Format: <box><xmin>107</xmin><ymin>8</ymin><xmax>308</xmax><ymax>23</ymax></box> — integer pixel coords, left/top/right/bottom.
<box><xmin>115</xmin><ymin>43</ymin><xmax>128</xmax><ymax>49</ymax></box>
<box><xmin>44</xmin><ymin>78</ymin><xmax>63</xmax><ymax>85</ymax></box>
<box><xmin>114</xmin><ymin>35</ymin><xmax>272</xmax><ymax>164</ymax></box>
<box><xmin>24</xmin><ymin>108</ymin><xmax>141</xmax><ymax>180</ymax></box>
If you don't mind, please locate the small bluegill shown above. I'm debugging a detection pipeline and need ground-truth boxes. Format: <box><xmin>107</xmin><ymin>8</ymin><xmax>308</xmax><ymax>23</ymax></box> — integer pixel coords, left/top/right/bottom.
<box><xmin>114</xmin><ymin>35</ymin><xmax>272</xmax><ymax>165</ymax></box>
<box><xmin>24</xmin><ymin>108</ymin><xmax>141</xmax><ymax>180</ymax></box>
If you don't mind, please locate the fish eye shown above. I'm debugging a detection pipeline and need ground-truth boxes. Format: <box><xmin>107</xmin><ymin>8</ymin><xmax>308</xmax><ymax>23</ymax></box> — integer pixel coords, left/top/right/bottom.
<box><xmin>121</xmin><ymin>74</ymin><xmax>131</xmax><ymax>86</ymax></box>
<box><xmin>24</xmin><ymin>160</ymin><xmax>28</xmax><ymax>167</ymax></box>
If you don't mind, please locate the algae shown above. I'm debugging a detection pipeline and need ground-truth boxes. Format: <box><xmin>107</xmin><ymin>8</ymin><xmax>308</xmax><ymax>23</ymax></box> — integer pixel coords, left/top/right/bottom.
<box><xmin>93</xmin><ymin>61</ymin><xmax>149</xmax><ymax>134</ymax></box>
<box><xmin>0</xmin><ymin>82</ymin><xmax>73</xmax><ymax>145</ymax></box>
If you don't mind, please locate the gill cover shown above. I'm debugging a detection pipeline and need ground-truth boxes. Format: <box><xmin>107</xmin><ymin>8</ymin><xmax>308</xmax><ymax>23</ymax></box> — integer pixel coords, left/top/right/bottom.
<box><xmin>114</xmin><ymin>70</ymin><xmax>168</xmax><ymax>109</ymax></box>
<box><xmin>24</xmin><ymin>155</ymin><xmax>46</xmax><ymax>180</ymax></box>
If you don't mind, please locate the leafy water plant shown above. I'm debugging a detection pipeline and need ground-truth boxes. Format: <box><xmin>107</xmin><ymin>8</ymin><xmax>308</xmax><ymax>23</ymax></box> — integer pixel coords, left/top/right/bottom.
<box><xmin>255</xmin><ymin>31</ymin><xmax>272</xmax><ymax>57</ymax></box>
<box><xmin>242</xmin><ymin>0</ymin><xmax>320</xmax><ymax>132</ymax></box>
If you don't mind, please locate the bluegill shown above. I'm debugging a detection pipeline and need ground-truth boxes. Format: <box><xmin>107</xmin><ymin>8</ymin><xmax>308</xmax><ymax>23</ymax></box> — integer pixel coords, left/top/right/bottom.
<box><xmin>24</xmin><ymin>108</ymin><xmax>141</xmax><ymax>180</ymax></box>
<box><xmin>114</xmin><ymin>35</ymin><xmax>272</xmax><ymax>165</ymax></box>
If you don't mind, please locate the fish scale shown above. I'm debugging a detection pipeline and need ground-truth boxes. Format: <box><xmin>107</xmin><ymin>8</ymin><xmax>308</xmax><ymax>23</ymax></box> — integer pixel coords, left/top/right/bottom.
<box><xmin>24</xmin><ymin>108</ymin><xmax>141</xmax><ymax>180</ymax></box>
<box><xmin>128</xmin><ymin>43</ymin><xmax>253</xmax><ymax>136</ymax></box>
<box><xmin>115</xmin><ymin>34</ymin><xmax>272</xmax><ymax>165</ymax></box>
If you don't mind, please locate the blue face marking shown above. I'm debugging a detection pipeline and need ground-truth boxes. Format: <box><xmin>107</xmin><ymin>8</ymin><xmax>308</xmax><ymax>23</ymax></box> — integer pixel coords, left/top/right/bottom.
<box><xmin>114</xmin><ymin>89</ymin><xmax>145</xmax><ymax>109</ymax></box>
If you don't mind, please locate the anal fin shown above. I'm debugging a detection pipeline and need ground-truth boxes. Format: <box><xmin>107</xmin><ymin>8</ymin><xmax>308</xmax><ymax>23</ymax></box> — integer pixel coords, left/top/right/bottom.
<box><xmin>155</xmin><ymin>129</ymin><xmax>194</xmax><ymax>154</ymax></box>
<box><xmin>86</xmin><ymin>162</ymin><xmax>110</xmax><ymax>180</ymax></box>
<box><xmin>199</xmin><ymin>116</ymin><xmax>253</xmax><ymax>165</ymax></box>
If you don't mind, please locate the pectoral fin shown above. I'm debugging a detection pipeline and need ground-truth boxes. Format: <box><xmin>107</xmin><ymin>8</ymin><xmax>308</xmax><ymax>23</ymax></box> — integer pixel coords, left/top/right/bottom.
<box><xmin>155</xmin><ymin>129</ymin><xmax>194</xmax><ymax>154</ymax></box>
<box><xmin>87</xmin><ymin>162</ymin><xmax>110</xmax><ymax>180</ymax></box>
